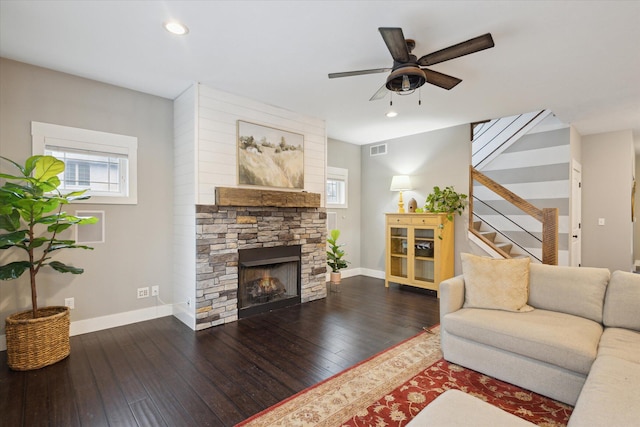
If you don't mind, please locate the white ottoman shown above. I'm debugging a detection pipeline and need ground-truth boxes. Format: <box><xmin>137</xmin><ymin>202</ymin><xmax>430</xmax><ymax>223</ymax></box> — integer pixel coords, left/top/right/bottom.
<box><xmin>407</xmin><ymin>389</ymin><xmax>537</xmax><ymax>426</ymax></box>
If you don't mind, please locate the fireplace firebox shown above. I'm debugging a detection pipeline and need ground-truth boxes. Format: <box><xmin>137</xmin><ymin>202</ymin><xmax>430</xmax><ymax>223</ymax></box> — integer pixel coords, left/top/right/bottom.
<box><xmin>238</xmin><ymin>245</ymin><xmax>302</xmax><ymax>318</ymax></box>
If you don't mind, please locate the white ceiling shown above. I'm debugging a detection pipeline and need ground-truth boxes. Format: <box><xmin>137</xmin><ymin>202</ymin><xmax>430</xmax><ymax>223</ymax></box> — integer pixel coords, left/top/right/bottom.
<box><xmin>1</xmin><ymin>1</ymin><xmax>639</xmax><ymax>146</ymax></box>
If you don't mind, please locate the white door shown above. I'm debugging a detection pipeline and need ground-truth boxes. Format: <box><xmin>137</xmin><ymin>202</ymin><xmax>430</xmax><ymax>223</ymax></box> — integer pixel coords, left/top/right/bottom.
<box><xmin>570</xmin><ymin>160</ymin><xmax>582</xmax><ymax>267</ymax></box>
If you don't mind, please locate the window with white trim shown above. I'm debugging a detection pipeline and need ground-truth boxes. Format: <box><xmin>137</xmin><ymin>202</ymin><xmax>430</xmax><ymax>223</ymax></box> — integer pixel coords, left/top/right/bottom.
<box><xmin>326</xmin><ymin>166</ymin><xmax>348</xmax><ymax>209</ymax></box>
<box><xmin>32</xmin><ymin>122</ymin><xmax>138</xmax><ymax>204</ymax></box>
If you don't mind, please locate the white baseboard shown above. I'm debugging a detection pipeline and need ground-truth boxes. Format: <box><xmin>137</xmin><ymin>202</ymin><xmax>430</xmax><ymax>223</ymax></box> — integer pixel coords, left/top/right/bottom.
<box><xmin>0</xmin><ymin>303</ymin><xmax>174</xmax><ymax>352</ymax></box>
<box><xmin>172</xmin><ymin>303</ymin><xmax>196</xmax><ymax>330</ymax></box>
<box><xmin>325</xmin><ymin>267</ymin><xmax>385</xmax><ymax>282</ymax></box>
<box><xmin>69</xmin><ymin>304</ymin><xmax>173</xmax><ymax>336</ymax></box>
<box><xmin>360</xmin><ymin>268</ymin><xmax>385</xmax><ymax>279</ymax></box>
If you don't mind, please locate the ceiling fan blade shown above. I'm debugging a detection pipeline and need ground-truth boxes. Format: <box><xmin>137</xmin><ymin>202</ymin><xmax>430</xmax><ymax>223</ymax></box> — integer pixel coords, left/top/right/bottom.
<box><xmin>328</xmin><ymin>67</ymin><xmax>391</xmax><ymax>79</ymax></box>
<box><xmin>369</xmin><ymin>84</ymin><xmax>389</xmax><ymax>101</ymax></box>
<box><xmin>423</xmin><ymin>69</ymin><xmax>462</xmax><ymax>90</ymax></box>
<box><xmin>379</xmin><ymin>27</ymin><xmax>411</xmax><ymax>63</ymax></box>
<box><xmin>418</xmin><ymin>33</ymin><xmax>494</xmax><ymax>66</ymax></box>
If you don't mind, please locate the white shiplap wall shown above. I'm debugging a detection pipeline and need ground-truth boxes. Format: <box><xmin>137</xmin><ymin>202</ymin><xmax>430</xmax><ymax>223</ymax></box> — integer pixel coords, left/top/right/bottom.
<box><xmin>173</xmin><ymin>85</ymin><xmax>198</xmax><ymax>329</ymax></box>
<box><xmin>173</xmin><ymin>84</ymin><xmax>327</xmax><ymax>330</ymax></box>
<box><xmin>197</xmin><ymin>84</ymin><xmax>326</xmax><ymax>204</ymax></box>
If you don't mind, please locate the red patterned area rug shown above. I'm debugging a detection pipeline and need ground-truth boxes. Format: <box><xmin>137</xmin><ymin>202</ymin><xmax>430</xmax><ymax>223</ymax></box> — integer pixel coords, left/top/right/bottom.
<box><xmin>236</xmin><ymin>327</ymin><xmax>572</xmax><ymax>427</ymax></box>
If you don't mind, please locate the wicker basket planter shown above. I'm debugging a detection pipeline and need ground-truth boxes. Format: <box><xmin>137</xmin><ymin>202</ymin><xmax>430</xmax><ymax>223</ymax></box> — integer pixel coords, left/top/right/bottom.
<box><xmin>5</xmin><ymin>306</ymin><xmax>71</xmax><ymax>371</ymax></box>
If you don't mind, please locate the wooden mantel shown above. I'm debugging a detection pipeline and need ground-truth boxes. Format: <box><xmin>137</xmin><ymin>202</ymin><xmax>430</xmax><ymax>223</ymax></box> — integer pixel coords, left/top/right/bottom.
<box><xmin>215</xmin><ymin>187</ymin><xmax>321</xmax><ymax>208</ymax></box>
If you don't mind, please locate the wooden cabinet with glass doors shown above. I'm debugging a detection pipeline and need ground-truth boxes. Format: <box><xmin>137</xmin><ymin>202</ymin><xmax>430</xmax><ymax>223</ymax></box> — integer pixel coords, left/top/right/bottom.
<box><xmin>385</xmin><ymin>213</ymin><xmax>454</xmax><ymax>296</ymax></box>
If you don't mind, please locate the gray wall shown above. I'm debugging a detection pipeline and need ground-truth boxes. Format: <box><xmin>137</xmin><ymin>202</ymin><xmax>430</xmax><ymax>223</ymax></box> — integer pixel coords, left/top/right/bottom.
<box><xmin>0</xmin><ymin>58</ymin><xmax>174</xmax><ymax>333</ymax></box>
<box><xmin>360</xmin><ymin>124</ymin><xmax>472</xmax><ymax>275</ymax></box>
<box><xmin>327</xmin><ymin>138</ymin><xmax>362</xmax><ymax>270</ymax></box>
<box><xmin>582</xmin><ymin>130</ymin><xmax>634</xmax><ymax>272</ymax></box>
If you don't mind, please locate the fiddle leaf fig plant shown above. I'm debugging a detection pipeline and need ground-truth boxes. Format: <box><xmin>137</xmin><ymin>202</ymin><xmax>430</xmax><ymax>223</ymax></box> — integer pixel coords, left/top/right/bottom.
<box><xmin>326</xmin><ymin>229</ymin><xmax>349</xmax><ymax>273</ymax></box>
<box><xmin>0</xmin><ymin>155</ymin><xmax>98</xmax><ymax>318</ymax></box>
<box><xmin>424</xmin><ymin>185</ymin><xmax>468</xmax><ymax>239</ymax></box>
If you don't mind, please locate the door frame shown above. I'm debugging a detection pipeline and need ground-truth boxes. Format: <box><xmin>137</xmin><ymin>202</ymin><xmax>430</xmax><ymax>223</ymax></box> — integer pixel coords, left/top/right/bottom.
<box><xmin>570</xmin><ymin>159</ymin><xmax>582</xmax><ymax>267</ymax></box>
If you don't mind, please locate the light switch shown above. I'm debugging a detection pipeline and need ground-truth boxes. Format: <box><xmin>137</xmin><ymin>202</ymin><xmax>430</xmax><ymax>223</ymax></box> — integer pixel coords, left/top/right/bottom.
<box><xmin>598</xmin><ymin>218</ymin><xmax>605</xmax><ymax>226</ymax></box>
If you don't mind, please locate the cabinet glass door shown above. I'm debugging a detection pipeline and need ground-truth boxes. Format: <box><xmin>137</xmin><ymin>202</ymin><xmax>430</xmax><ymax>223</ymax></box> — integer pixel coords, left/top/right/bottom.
<box><xmin>414</xmin><ymin>228</ymin><xmax>435</xmax><ymax>283</ymax></box>
<box><xmin>389</xmin><ymin>227</ymin><xmax>408</xmax><ymax>278</ymax></box>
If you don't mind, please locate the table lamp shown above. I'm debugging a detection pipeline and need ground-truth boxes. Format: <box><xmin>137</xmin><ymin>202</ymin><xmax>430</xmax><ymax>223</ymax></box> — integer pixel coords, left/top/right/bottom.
<box><xmin>390</xmin><ymin>175</ymin><xmax>412</xmax><ymax>213</ymax></box>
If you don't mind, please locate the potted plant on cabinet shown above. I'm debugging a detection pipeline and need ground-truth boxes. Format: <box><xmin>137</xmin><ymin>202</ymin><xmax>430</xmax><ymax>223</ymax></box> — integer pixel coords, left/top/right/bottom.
<box><xmin>326</xmin><ymin>229</ymin><xmax>349</xmax><ymax>288</ymax></box>
<box><xmin>424</xmin><ymin>185</ymin><xmax>468</xmax><ymax>239</ymax></box>
<box><xmin>0</xmin><ymin>155</ymin><xmax>97</xmax><ymax>370</ymax></box>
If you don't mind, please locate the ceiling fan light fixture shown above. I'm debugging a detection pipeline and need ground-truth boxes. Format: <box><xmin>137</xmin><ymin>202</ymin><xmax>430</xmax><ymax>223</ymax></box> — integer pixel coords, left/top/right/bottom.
<box><xmin>385</xmin><ymin>110</ymin><xmax>398</xmax><ymax>118</ymax></box>
<box><xmin>386</xmin><ymin>66</ymin><xmax>426</xmax><ymax>93</ymax></box>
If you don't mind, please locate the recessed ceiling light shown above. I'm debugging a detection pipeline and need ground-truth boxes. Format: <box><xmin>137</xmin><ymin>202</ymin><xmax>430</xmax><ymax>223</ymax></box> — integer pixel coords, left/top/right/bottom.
<box><xmin>164</xmin><ymin>20</ymin><xmax>189</xmax><ymax>36</ymax></box>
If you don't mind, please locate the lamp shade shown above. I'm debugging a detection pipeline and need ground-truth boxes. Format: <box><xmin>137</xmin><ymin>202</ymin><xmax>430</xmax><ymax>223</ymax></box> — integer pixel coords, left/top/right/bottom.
<box><xmin>390</xmin><ymin>175</ymin><xmax>412</xmax><ymax>191</ymax></box>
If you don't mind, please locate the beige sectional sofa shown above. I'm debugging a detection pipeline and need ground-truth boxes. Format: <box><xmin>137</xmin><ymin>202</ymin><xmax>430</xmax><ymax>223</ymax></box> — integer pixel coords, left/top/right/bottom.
<box><xmin>437</xmin><ymin>260</ymin><xmax>640</xmax><ymax>426</ymax></box>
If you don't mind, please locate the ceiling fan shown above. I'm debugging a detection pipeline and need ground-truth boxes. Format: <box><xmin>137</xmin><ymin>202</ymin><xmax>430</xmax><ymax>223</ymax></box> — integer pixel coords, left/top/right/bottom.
<box><xmin>328</xmin><ymin>27</ymin><xmax>495</xmax><ymax>101</ymax></box>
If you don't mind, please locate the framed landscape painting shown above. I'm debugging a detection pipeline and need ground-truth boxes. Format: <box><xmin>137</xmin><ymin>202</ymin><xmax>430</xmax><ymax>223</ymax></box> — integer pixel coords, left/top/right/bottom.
<box><xmin>237</xmin><ymin>120</ymin><xmax>304</xmax><ymax>189</ymax></box>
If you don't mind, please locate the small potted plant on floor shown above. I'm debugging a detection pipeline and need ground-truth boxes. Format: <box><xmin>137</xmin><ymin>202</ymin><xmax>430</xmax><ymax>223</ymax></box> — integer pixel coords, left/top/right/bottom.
<box><xmin>327</xmin><ymin>229</ymin><xmax>349</xmax><ymax>286</ymax></box>
<box><xmin>0</xmin><ymin>155</ymin><xmax>97</xmax><ymax>370</ymax></box>
<box><xmin>424</xmin><ymin>185</ymin><xmax>468</xmax><ymax>239</ymax></box>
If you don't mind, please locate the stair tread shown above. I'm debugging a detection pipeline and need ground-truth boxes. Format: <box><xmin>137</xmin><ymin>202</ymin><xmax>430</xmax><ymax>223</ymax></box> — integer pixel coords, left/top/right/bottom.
<box><xmin>479</xmin><ymin>231</ymin><xmax>496</xmax><ymax>237</ymax></box>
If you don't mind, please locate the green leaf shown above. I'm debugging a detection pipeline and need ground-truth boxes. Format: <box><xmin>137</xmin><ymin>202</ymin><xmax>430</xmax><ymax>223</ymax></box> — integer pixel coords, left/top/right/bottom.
<box><xmin>48</xmin><ymin>261</ymin><xmax>84</xmax><ymax>274</ymax></box>
<box><xmin>39</xmin><ymin>178</ymin><xmax>60</xmax><ymax>193</ymax></box>
<box><xmin>0</xmin><ymin>230</ymin><xmax>28</xmax><ymax>246</ymax></box>
<box><xmin>0</xmin><ymin>172</ymin><xmax>28</xmax><ymax>181</ymax></box>
<box><xmin>63</xmin><ymin>189</ymin><xmax>89</xmax><ymax>198</ymax></box>
<box><xmin>0</xmin><ymin>210</ymin><xmax>21</xmax><ymax>232</ymax></box>
<box><xmin>48</xmin><ymin>241</ymin><xmax>94</xmax><ymax>252</ymax></box>
<box><xmin>77</xmin><ymin>216</ymin><xmax>99</xmax><ymax>225</ymax></box>
<box><xmin>34</xmin><ymin>156</ymin><xmax>65</xmax><ymax>182</ymax></box>
<box><xmin>47</xmin><ymin>222</ymin><xmax>74</xmax><ymax>233</ymax></box>
<box><xmin>0</xmin><ymin>261</ymin><xmax>31</xmax><ymax>280</ymax></box>
<box><xmin>26</xmin><ymin>237</ymin><xmax>49</xmax><ymax>250</ymax></box>
<box><xmin>0</xmin><ymin>182</ymin><xmax>33</xmax><ymax>197</ymax></box>
<box><xmin>24</xmin><ymin>155</ymin><xmax>43</xmax><ymax>176</ymax></box>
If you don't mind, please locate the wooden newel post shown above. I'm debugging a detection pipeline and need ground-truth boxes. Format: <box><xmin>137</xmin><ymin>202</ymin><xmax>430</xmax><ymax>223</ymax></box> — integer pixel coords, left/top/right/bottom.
<box><xmin>541</xmin><ymin>208</ymin><xmax>559</xmax><ymax>265</ymax></box>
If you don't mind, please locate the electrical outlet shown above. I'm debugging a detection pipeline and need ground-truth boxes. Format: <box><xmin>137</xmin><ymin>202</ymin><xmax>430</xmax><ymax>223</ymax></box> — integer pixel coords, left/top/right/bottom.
<box><xmin>151</xmin><ymin>285</ymin><xmax>159</xmax><ymax>297</ymax></box>
<box><xmin>137</xmin><ymin>287</ymin><xmax>149</xmax><ymax>298</ymax></box>
<box><xmin>64</xmin><ymin>297</ymin><xmax>75</xmax><ymax>309</ymax></box>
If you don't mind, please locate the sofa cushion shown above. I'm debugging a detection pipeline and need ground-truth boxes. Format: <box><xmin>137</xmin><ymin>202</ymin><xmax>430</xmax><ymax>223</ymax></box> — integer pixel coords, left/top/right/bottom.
<box><xmin>461</xmin><ymin>253</ymin><xmax>533</xmax><ymax>312</ymax></box>
<box><xmin>568</xmin><ymin>355</ymin><xmax>640</xmax><ymax>427</ymax></box>
<box><xmin>528</xmin><ymin>263</ymin><xmax>609</xmax><ymax>323</ymax></box>
<box><xmin>443</xmin><ymin>308</ymin><xmax>602</xmax><ymax>375</ymax></box>
<box><xmin>407</xmin><ymin>389</ymin><xmax>537</xmax><ymax>427</ymax></box>
<box><xmin>603</xmin><ymin>270</ymin><xmax>640</xmax><ymax>331</ymax></box>
<box><xmin>597</xmin><ymin>327</ymin><xmax>640</xmax><ymax>364</ymax></box>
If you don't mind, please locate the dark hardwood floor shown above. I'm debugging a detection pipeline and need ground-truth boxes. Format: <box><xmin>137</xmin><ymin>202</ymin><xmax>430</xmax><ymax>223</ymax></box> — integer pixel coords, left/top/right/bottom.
<box><xmin>0</xmin><ymin>276</ymin><xmax>440</xmax><ymax>427</ymax></box>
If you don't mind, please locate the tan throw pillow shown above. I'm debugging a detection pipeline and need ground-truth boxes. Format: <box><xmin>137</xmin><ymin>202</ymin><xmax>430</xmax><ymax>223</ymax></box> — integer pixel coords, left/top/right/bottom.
<box><xmin>461</xmin><ymin>252</ymin><xmax>533</xmax><ymax>312</ymax></box>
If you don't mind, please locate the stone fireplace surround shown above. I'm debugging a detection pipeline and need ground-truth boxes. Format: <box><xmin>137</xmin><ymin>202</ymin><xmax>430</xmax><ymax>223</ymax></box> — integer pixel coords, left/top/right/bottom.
<box><xmin>195</xmin><ymin>202</ymin><xmax>327</xmax><ymax>330</ymax></box>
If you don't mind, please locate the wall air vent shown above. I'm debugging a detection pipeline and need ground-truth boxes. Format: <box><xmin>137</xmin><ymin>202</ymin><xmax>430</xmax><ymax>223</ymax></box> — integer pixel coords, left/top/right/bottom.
<box><xmin>370</xmin><ymin>143</ymin><xmax>387</xmax><ymax>156</ymax></box>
